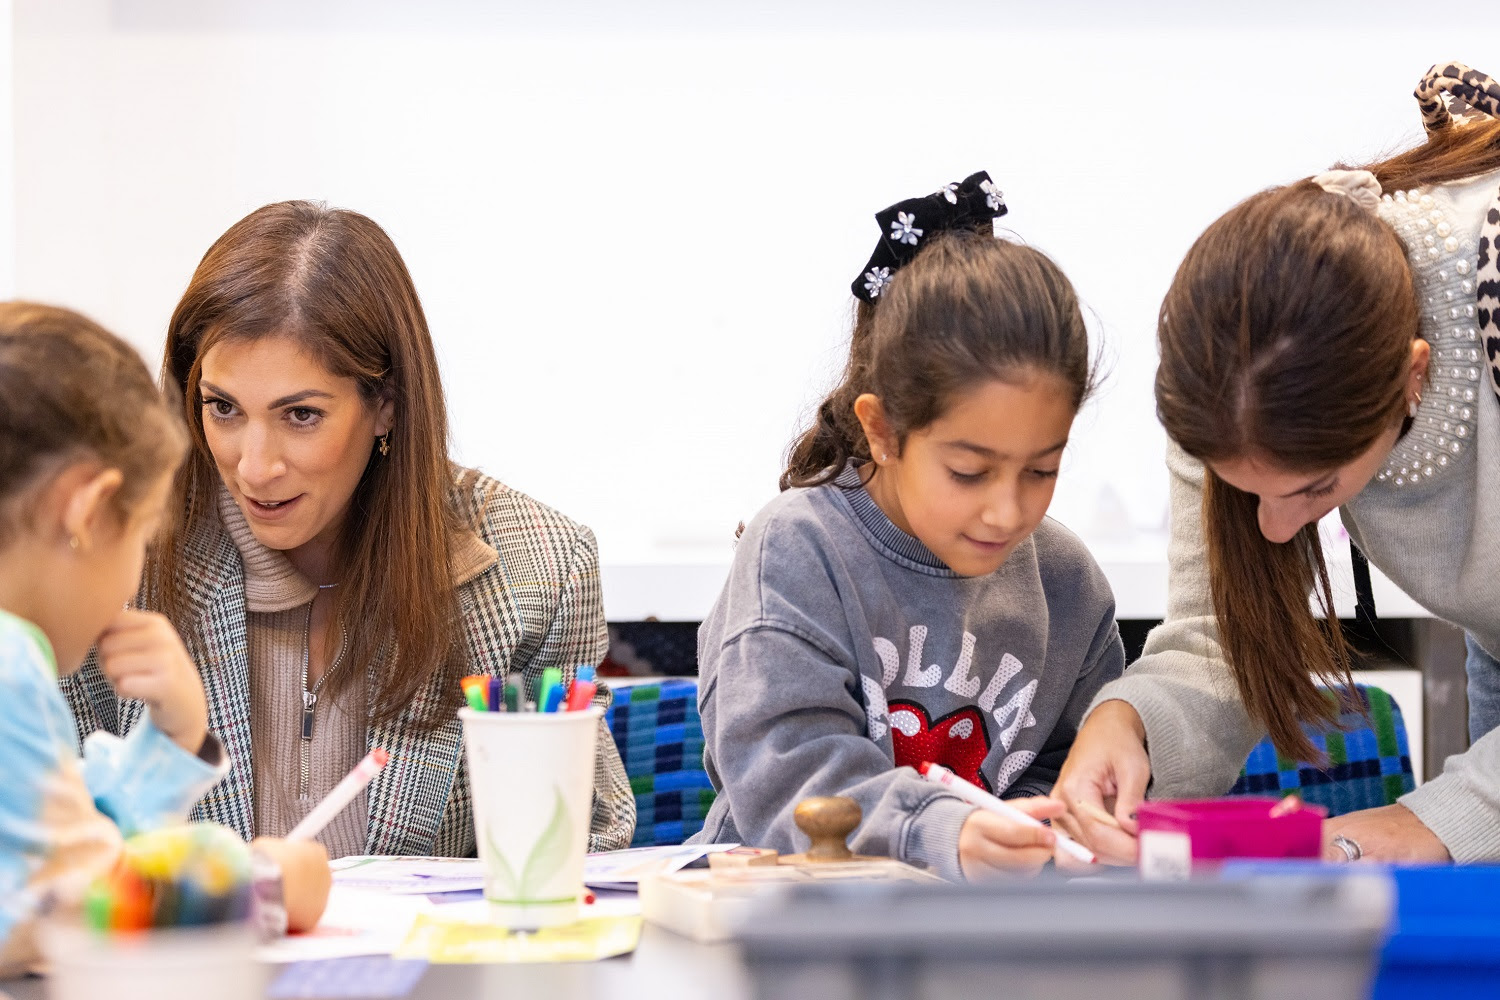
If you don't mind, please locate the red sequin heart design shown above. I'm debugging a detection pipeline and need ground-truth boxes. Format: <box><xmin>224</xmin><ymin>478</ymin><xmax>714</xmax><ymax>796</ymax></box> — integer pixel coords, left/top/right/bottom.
<box><xmin>889</xmin><ymin>700</ymin><xmax>993</xmax><ymax>793</ymax></box>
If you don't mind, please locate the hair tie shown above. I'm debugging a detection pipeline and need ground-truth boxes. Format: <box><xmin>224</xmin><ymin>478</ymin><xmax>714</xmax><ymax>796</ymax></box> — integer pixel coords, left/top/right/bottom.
<box><xmin>851</xmin><ymin>171</ymin><xmax>1007</xmax><ymax>302</ymax></box>
<box><xmin>1311</xmin><ymin>169</ymin><xmax>1382</xmax><ymax>213</ymax></box>
<box><xmin>1415</xmin><ymin>61</ymin><xmax>1500</xmax><ymax>134</ymax></box>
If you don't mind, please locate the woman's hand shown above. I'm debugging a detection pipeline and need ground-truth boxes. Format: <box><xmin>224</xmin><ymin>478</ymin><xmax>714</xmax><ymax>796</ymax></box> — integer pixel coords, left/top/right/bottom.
<box><xmin>96</xmin><ymin>609</ymin><xmax>209</xmax><ymax>755</ymax></box>
<box><xmin>1053</xmin><ymin>699</ymin><xmax>1150</xmax><ymax>865</ymax></box>
<box><xmin>251</xmin><ymin>837</ymin><xmax>333</xmax><ymax>933</ymax></box>
<box><xmin>958</xmin><ymin>797</ymin><xmax>1066</xmax><ymax>879</ymax></box>
<box><xmin>1323</xmin><ymin>804</ymin><xmax>1452</xmax><ymax>864</ymax></box>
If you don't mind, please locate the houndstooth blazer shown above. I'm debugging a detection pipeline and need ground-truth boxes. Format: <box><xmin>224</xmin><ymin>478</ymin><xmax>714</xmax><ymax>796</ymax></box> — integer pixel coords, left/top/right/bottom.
<box><xmin>60</xmin><ymin>468</ymin><xmax>636</xmax><ymax>856</ymax></box>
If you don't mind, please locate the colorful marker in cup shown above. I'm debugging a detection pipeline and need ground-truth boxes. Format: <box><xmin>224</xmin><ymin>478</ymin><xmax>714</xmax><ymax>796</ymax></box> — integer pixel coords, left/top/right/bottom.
<box><xmin>536</xmin><ymin>667</ymin><xmax>563</xmax><ymax>712</ymax></box>
<box><xmin>460</xmin><ymin>675</ymin><xmax>488</xmax><ymax>712</ymax></box>
<box><xmin>565</xmin><ymin>680</ymin><xmax>597</xmax><ymax>711</ymax></box>
<box><xmin>461</xmin><ymin>668</ymin><xmax>600</xmax><ymax>714</ymax></box>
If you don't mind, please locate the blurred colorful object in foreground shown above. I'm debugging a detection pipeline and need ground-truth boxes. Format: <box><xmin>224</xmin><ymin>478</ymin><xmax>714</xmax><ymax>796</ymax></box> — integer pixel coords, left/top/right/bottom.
<box><xmin>84</xmin><ymin>823</ymin><xmax>253</xmax><ymax>933</ymax></box>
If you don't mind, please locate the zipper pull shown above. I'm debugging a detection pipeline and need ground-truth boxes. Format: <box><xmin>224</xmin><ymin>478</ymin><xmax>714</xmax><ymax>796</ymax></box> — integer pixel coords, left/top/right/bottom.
<box><xmin>302</xmin><ymin>689</ymin><xmax>317</xmax><ymax>741</ymax></box>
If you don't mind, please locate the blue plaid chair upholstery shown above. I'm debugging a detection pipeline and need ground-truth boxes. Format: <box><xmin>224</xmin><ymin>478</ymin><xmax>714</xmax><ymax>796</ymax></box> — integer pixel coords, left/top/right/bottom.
<box><xmin>603</xmin><ymin>679</ymin><xmax>716</xmax><ymax>847</ymax></box>
<box><xmin>1228</xmin><ymin>683</ymin><xmax>1416</xmax><ymax>816</ymax></box>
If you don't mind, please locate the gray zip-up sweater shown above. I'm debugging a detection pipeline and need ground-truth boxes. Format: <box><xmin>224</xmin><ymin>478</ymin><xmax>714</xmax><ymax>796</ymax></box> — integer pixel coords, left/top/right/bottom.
<box><xmin>1089</xmin><ymin>169</ymin><xmax>1500</xmax><ymax>861</ymax></box>
<box><xmin>691</xmin><ymin>465</ymin><xmax>1124</xmax><ymax>881</ymax></box>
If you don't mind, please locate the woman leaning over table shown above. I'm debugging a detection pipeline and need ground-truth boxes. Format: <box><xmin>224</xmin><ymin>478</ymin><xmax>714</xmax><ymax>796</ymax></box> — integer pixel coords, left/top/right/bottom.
<box><xmin>1056</xmin><ymin>62</ymin><xmax>1500</xmax><ymax>866</ymax></box>
<box><xmin>61</xmin><ymin>200</ymin><xmax>634</xmax><ymax>857</ymax></box>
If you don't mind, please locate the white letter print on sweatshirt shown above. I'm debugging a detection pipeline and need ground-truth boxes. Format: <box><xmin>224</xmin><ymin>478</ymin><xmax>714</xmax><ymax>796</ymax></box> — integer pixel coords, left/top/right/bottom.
<box><xmin>864</xmin><ymin>629</ymin><xmax>1038</xmax><ymax>787</ymax></box>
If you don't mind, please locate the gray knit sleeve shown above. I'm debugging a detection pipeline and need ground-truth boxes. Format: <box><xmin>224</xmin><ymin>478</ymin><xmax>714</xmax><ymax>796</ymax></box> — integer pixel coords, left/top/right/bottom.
<box><xmin>1401</xmin><ymin>728</ymin><xmax>1500</xmax><ymax>861</ymax></box>
<box><xmin>701</xmin><ymin>621</ymin><xmax>973</xmax><ymax>882</ymax></box>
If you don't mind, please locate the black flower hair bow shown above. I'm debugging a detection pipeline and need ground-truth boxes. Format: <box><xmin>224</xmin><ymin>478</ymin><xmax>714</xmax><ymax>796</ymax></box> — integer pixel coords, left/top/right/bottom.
<box><xmin>850</xmin><ymin>171</ymin><xmax>1008</xmax><ymax>303</ymax></box>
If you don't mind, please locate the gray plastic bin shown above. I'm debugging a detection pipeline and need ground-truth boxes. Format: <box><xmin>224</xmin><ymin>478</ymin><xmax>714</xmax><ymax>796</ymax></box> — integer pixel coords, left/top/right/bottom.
<box><xmin>735</xmin><ymin>873</ymin><xmax>1392</xmax><ymax>1000</ymax></box>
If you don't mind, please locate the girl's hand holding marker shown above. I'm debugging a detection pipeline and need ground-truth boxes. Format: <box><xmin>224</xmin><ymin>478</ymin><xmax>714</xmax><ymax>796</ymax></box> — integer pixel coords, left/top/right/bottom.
<box><xmin>256</xmin><ymin>748</ymin><xmax>391</xmax><ymax>933</ymax></box>
<box><xmin>919</xmin><ymin>762</ymin><xmax>1097</xmax><ymax>875</ymax></box>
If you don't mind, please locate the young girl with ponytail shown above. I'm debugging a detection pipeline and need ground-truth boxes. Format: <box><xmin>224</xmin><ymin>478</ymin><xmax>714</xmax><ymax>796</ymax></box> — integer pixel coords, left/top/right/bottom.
<box><xmin>1058</xmin><ymin>61</ymin><xmax>1500</xmax><ymax>866</ymax></box>
<box><xmin>691</xmin><ymin>174</ymin><xmax>1124</xmax><ymax>881</ymax></box>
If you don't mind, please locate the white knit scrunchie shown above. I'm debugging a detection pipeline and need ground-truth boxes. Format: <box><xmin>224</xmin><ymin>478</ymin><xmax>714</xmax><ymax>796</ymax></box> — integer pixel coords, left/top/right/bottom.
<box><xmin>1311</xmin><ymin>169</ymin><xmax>1383</xmax><ymax>213</ymax></box>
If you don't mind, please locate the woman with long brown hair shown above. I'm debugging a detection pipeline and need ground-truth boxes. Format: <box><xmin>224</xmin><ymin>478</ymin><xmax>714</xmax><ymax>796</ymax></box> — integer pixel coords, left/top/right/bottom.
<box><xmin>61</xmin><ymin>201</ymin><xmax>634</xmax><ymax>857</ymax></box>
<box><xmin>1056</xmin><ymin>61</ymin><xmax>1500</xmax><ymax>865</ymax></box>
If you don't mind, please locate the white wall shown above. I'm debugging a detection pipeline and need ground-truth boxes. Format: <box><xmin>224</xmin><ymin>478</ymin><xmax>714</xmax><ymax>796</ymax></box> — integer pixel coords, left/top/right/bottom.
<box><xmin>9</xmin><ymin>2</ymin><xmax>1463</xmax><ymax>617</ymax></box>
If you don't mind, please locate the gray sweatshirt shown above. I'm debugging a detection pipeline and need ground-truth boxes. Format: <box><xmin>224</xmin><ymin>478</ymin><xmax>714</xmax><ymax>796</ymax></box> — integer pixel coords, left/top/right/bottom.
<box><xmin>691</xmin><ymin>465</ymin><xmax>1124</xmax><ymax>881</ymax></box>
<box><xmin>1090</xmin><ymin>169</ymin><xmax>1500</xmax><ymax>861</ymax></box>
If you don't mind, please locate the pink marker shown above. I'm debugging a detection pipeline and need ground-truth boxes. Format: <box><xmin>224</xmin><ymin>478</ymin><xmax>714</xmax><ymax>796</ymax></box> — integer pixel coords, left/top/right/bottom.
<box><xmin>566</xmin><ymin>680</ymin><xmax>597</xmax><ymax>712</ymax></box>
<box><xmin>918</xmin><ymin>761</ymin><xmax>1096</xmax><ymax>865</ymax></box>
<box><xmin>288</xmin><ymin>748</ymin><xmax>390</xmax><ymax>842</ymax></box>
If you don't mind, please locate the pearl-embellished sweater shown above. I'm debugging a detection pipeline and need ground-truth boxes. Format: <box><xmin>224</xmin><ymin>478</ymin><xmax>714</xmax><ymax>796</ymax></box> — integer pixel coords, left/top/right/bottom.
<box><xmin>1088</xmin><ymin>168</ymin><xmax>1500</xmax><ymax>861</ymax></box>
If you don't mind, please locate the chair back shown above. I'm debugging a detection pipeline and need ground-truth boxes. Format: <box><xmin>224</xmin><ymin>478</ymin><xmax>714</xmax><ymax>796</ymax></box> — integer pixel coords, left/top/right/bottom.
<box><xmin>1230</xmin><ymin>683</ymin><xmax>1416</xmax><ymax>815</ymax></box>
<box><xmin>604</xmin><ymin>679</ymin><xmax>715</xmax><ymax>847</ymax></box>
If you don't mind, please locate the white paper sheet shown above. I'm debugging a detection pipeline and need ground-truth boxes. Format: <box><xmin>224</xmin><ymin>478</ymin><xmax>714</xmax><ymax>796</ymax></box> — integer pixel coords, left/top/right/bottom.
<box><xmin>582</xmin><ymin>843</ymin><xmax>738</xmax><ymax>891</ymax></box>
<box><xmin>330</xmin><ymin>844</ymin><xmax>738</xmax><ymax>898</ymax></box>
<box><xmin>330</xmin><ymin>856</ymin><xmax>485</xmax><ymax>895</ymax></box>
<box><xmin>258</xmin><ymin>887</ymin><xmax>436</xmax><ymax>963</ymax></box>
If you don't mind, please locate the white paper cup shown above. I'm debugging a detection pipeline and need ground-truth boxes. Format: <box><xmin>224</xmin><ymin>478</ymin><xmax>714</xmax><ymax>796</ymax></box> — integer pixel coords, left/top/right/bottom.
<box><xmin>460</xmin><ymin>705</ymin><xmax>600</xmax><ymax>929</ymax></box>
<box><xmin>39</xmin><ymin>921</ymin><xmax>260</xmax><ymax>1000</ymax></box>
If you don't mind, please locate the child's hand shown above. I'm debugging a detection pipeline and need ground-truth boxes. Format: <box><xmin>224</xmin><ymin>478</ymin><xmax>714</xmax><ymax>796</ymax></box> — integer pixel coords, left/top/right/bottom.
<box><xmin>251</xmin><ymin>837</ymin><xmax>332</xmax><ymax>933</ymax></box>
<box><xmin>96</xmin><ymin>609</ymin><xmax>208</xmax><ymax>755</ymax></box>
<box><xmin>958</xmin><ymin>797</ymin><xmax>1068</xmax><ymax>880</ymax></box>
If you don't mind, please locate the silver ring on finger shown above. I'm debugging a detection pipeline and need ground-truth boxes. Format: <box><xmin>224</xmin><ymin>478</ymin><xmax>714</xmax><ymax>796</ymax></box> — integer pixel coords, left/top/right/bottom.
<box><xmin>1331</xmin><ymin>834</ymin><xmax>1363</xmax><ymax>862</ymax></box>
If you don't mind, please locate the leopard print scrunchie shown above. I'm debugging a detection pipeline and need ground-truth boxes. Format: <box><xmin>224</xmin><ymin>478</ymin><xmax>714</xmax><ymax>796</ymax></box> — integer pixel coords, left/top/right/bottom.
<box><xmin>1415</xmin><ymin>60</ymin><xmax>1500</xmax><ymax>133</ymax></box>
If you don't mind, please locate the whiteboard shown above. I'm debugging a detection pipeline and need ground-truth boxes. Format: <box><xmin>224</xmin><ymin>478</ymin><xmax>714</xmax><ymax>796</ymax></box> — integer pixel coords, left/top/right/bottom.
<box><xmin>10</xmin><ymin>1</ymin><xmax>1459</xmax><ymax>618</ymax></box>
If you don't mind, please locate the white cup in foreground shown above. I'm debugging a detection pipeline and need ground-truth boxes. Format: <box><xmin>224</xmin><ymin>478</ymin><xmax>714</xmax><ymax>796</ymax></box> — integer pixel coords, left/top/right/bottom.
<box><xmin>40</xmin><ymin>921</ymin><xmax>260</xmax><ymax>1000</ymax></box>
<box><xmin>460</xmin><ymin>705</ymin><xmax>600</xmax><ymax>930</ymax></box>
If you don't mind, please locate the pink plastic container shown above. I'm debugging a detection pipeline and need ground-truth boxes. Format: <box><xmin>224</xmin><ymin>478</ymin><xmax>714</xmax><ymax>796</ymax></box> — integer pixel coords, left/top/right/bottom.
<box><xmin>1136</xmin><ymin>798</ymin><xmax>1326</xmax><ymax>880</ymax></box>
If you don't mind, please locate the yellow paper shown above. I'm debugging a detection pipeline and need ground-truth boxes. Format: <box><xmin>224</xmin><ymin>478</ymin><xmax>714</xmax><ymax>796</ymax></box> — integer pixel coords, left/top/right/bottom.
<box><xmin>394</xmin><ymin>913</ymin><xmax>642</xmax><ymax>963</ymax></box>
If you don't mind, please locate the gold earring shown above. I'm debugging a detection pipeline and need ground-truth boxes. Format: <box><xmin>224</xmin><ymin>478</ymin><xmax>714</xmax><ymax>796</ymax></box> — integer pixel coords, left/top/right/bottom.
<box><xmin>378</xmin><ymin>432</ymin><xmax>391</xmax><ymax>457</ymax></box>
<box><xmin>1408</xmin><ymin>393</ymin><xmax>1422</xmax><ymax>418</ymax></box>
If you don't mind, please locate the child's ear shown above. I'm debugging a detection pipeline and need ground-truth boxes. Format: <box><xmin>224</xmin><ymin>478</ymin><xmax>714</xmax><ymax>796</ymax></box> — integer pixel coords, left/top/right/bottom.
<box><xmin>60</xmin><ymin>466</ymin><xmax>125</xmax><ymax>552</ymax></box>
<box><xmin>853</xmin><ymin>393</ymin><xmax>898</xmax><ymax>464</ymax></box>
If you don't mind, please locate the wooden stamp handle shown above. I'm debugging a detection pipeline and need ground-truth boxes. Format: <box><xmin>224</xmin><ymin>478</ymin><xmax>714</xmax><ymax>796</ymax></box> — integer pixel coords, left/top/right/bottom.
<box><xmin>794</xmin><ymin>796</ymin><xmax>862</xmax><ymax>862</ymax></box>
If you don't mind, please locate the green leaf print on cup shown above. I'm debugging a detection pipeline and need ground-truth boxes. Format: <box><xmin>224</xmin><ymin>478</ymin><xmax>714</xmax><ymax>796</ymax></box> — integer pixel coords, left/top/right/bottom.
<box><xmin>483</xmin><ymin>785</ymin><xmax>576</xmax><ymax>905</ymax></box>
<box><xmin>483</xmin><ymin>825</ymin><xmax>520</xmax><ymax>899</ymax></box>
